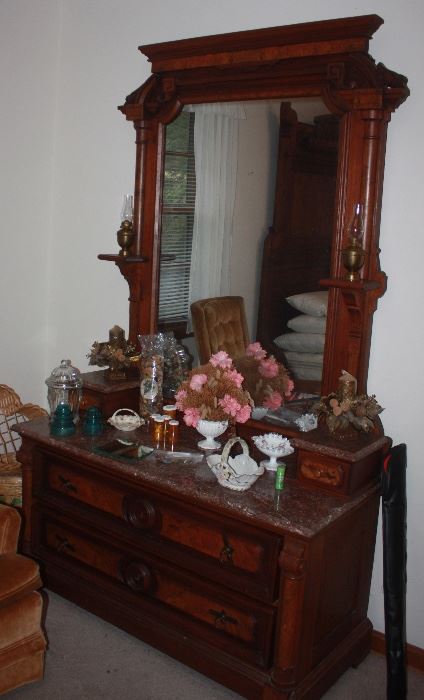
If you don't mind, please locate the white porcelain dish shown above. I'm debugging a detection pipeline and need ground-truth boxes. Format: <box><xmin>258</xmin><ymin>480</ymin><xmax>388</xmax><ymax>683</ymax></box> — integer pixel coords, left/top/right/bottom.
<box><xmin>251</xmin><ymin>406</ymin><xmax>269</xmax><ymax>420</ymax></box>
<box><xmin>252</xmin><ymin>433</ymin><xmax>294</xmax><ymax>471</ymax></box>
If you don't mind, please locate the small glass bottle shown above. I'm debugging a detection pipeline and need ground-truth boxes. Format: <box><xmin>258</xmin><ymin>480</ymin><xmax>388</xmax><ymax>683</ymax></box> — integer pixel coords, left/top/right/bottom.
<box><xmin>153</xmin><ymin>416</ymin><xmax>165</xmax><ymax>443</ymax></box>
<box><xmin>168</xmin><ymin>419</ymin><xmax>179</xmax><ymax>444</ymax></box>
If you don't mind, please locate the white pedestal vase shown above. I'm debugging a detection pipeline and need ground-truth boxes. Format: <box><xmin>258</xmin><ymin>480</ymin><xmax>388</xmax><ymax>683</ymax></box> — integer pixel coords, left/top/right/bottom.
<box><xmin>196</xmin><ymin>419</ymin><xmax>228</xmax><ymax>450</ymax></box>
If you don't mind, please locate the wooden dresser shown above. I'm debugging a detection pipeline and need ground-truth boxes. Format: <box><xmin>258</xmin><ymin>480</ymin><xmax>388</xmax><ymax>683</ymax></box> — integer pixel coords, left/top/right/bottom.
<box><xmin>16</xmin><ymin>417</ymin><xmax>388</xmax><ymax>699</ymax></box>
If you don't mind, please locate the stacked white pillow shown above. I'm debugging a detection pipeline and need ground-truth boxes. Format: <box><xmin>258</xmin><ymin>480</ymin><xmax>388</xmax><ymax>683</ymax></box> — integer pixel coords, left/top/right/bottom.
<box><xmin>274</xmin><ymin>291</ymin><xmax>328</xmax><ymax>381</ymax></box>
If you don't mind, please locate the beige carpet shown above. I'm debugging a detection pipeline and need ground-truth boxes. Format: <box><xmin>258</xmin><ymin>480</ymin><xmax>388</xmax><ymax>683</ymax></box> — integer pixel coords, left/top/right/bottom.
<box><xmin>5</xmin><ymin>592</ymin><xmax>424</xmax><ymax>699</ymax></box>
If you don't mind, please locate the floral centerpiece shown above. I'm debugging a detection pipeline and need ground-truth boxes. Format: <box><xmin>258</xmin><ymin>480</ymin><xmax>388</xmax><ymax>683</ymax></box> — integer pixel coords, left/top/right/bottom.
<box><xmin>313</xmin><ymin>392</ymin><xmax>383</xmax><ymax>435</ymax></box>
<box><xmin>175</xmin><ymin>351</ymin><xmax>253</xmax><ymax>428</ymax></box>
<box><xmin>87</xmin><ymin>326</ymin><xmax>138</xmax><ymax>381</ymax></box>
<box><xmin>233</xmin><ymin>342</ymin><xmax>294</xmax><ymax>410</ymax></box>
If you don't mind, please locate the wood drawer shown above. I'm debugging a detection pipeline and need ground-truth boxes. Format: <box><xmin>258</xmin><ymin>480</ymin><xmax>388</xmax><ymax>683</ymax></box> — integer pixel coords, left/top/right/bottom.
<box><xmin>37</xmin><ymin>513</ymin><xmax>275</xmax><ymax>668</ymax></box>
<box><xmin>296</xmin><ymin>449</ymin><xmax>381</xmax><ymax>496</ymax></box>
<box><xmin>37</xmin><ymin>451</ymin><xmax>281</xmax><ymax>603</ymax></box>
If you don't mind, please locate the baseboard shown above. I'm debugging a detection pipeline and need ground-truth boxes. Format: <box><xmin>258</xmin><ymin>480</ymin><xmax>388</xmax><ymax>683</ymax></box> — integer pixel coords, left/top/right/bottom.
<box><xmin>372</xmin><ymin>631</ymin><xmax>424</xmax><ymax>672</ymax></box>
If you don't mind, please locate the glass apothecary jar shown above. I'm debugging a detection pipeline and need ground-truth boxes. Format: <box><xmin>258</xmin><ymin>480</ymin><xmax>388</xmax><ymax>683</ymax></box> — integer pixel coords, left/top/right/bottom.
<box><xmin>46</xmin><ymin>359</ymin><xmax>83</xmax><ymax>423</ymax></box>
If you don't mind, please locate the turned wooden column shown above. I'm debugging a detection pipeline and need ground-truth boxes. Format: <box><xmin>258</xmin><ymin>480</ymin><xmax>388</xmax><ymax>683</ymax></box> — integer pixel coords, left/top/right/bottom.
<box><xmin>263</xmin><ymin>538</ymin><xmax>308</xmax><ymax>699</ymax></box>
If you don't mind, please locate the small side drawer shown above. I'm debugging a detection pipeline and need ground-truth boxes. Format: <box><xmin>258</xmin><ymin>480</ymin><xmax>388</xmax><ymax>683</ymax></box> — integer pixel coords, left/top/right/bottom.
<box><xmin>39</xmin><ymin>515</ymin><xmax>275</xmax><ymax>668</ymax></box>
<box><xmin>39</xmin><ymin>453</ymin><xmax>281</xmax><ymax>602</ymax></box>
<box><xmin>297</xmin><ymin>448</ymin><xmax>381</xmax><ymax>496</ymax></box>
<box><xmin>298</xmin><ymin>452</ymin><xmax>346</xmax><ymax>491</ymax></box>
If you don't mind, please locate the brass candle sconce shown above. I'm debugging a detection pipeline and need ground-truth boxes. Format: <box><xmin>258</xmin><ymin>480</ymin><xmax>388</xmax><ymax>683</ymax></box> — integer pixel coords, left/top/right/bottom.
<box><xmin>342</xmin><ymin>203</ymin><xmax>366</xmax><ymax>281</ymax></box>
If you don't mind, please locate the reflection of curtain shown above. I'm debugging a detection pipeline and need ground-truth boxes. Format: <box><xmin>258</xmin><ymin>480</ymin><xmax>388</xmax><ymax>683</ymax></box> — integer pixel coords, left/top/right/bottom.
<box><xmin>187</xmin><ymin>103</ymin><xmax>245</xmax><ymax>327</ymax></box>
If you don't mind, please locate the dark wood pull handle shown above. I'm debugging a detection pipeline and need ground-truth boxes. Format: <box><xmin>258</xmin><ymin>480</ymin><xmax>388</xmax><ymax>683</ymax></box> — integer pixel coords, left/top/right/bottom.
<box><xmin>208</xmin><ymin>608</ymin><xmax>238</xmax><ymax>627</ymax></box>
<box><xmin>120</xmin><ymin>559</ymin><xmax>155</xmax><ymax>594</ymax></box>
<box><xmin>219</xmin><ymin>534</ymin><xmax>234</xmax><ymax>564</ymax></box>
<box><xmin>58</xmin><ymin>475</ymin><xmax>77</xmax><ymax>493</ymax></box>
<box><xmin>55</xmin><ymin>536</ymin><xmax>75</xmax><ymax>553</ymax></box>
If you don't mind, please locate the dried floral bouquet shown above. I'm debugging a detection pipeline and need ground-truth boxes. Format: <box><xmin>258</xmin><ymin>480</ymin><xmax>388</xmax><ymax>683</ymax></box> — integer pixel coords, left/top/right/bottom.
<box><xmin>313</xmin><ymin>392</ymin><xmax>383</xmax><ymax>434</ymax></box>
<box><xmin>234</xmin><ymin>342</ymin><xmax>294</xmax><ymax>410</ymax></box>
<box><xmin>175</xmin><ymin>351</ymin><xmax>253</xmax><ymax>427</ymax></box>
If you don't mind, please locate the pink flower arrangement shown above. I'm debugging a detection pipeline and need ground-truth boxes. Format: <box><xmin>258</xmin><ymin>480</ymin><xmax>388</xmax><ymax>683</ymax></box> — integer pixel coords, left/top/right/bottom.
<box><xmin>234</xmin><ymin>342</ymin><xmax>293</xmax><ymax>411</ymax></box>
<box><xmin>246</xmin><ymin>342</ymin><xmax>267</xmax><ymax>361</ymax></box>
<box><xmin>175</xmin><ymin>352</ymin><xmax>253</xmax><ymax>427</ymax></box>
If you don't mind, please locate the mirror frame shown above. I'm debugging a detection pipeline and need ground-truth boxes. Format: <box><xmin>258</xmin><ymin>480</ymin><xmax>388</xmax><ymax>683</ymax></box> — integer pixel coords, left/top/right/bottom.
<box><xmin>104</xmin><ymin>14</ymin><xmax>408</xmax><ymax>395</ymax></box>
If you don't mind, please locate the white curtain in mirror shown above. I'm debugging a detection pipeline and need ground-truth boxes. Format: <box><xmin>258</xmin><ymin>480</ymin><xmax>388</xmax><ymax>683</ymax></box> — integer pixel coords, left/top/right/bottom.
<box><xmin>187</xmin><ymin>103</ymin><xmax>246</xmax><ymax>327</ymax></box>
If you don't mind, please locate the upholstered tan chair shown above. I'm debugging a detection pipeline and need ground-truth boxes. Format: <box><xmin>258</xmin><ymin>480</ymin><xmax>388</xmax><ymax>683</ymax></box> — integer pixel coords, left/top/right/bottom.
<box><xmin>0</xmin><ymin>504</ymin><xmax>46</xmax><ymax>694</ymax></box>
<box><xmin>190</xmin><ymin>296</ymin><xmax>250</xmax><ymax>364</ymax></box>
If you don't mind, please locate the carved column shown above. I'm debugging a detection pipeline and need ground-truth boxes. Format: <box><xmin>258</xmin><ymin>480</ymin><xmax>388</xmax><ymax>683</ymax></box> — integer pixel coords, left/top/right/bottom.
<box><xmin>117</xmin><ymin>76</ymin><xmax>179</xmax><ymax>344</ymax></box>
<box><xmin>265</xmin><ymin>538</ymin><xmax>308</xmax><ymax>697</ymax></box>
<box><xmin>321</xmin><ymin>97</ymin><xmax>393</xmax><ymax>394</ymax></box>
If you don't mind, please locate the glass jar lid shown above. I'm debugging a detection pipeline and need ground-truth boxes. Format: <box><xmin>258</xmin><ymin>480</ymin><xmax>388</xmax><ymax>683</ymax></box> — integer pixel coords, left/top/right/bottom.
<box><xmin>45</xmin><ymin>359</ymin><xmax>83</xmax><ymax>389</ymax></box>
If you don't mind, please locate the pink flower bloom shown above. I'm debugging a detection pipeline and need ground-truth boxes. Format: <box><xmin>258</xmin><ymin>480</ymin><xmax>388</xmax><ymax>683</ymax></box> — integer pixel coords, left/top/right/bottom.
<box><xmin>218</xmin><ymin>394</ymin><xmax>241</xmax><ymax>417</ymax></box>
<box><xmin>258</xmin><ymin>357</ymin><xmax>279</xmax><ymax>378</ymax></box>
<box><xmin>174</xmin><ymin>388</ymin><xmax>187</xmax><ymax>410</ymax></box>
<box><xmin>223</xmin><ymin>369</ymin><xmax>244</xmax><ymax>388</ymax></box>
<box><xmin>246</xmin><ymin>342</ymin><xmax>266</xmax><ymax>360</ymax></box>
<box><xmin>285</xmin><ymin>379</ymin><xmax>294</xmax><ymax>397</ymax></box>
<box><xmin>209</xmin><ymin>351</ymin><xmax>233</xmax><ymax>369</ymax></box>
<box><xmin>263</xmin><ymin>391</ymin><xmax>282</xmax><ymax>410</ymax></box>
<box><xmin>236</xmin><ymin>404</ymin><xmax>251</xmax><ymax>423</ymax></box>
<box><xmin>190</xmin><ymin>373</ymin><xmax>208</xmax><ymax>391</ymax></box>
<box><xmin>183</xmin><ymin>407</ymin><xmax>201</xmax><ymax>428</ymax></box>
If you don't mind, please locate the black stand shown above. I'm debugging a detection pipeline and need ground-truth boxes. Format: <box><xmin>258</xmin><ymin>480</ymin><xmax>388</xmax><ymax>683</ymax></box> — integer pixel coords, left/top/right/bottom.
<box><xmin>381</xmin><ymin>443</ymin><xmax>407</xmax><ymax>700</ymax></box>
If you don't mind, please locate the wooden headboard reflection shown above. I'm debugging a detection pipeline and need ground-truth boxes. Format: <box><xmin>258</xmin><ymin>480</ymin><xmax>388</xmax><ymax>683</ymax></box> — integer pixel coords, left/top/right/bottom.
<box><xmin>256</xmin><ymin>102</ymin><xmax>339</xmax><ymax>392</ymax></box>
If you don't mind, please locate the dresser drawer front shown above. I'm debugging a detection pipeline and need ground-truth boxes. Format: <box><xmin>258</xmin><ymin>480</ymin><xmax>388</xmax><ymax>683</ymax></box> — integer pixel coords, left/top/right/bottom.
<box><xmin>39</xmin><ymin>515</ymin><xmax>275</xmax><ymax>668</ymax></box>
<box><xmin>40</xmin><ymin>452</ymin><xmax>281</xmax><ymax>602</ymax></box>
<box><xmin>47</xmin><ymin>460</ymin><xmax>124</xmax><ymax>516</ymax></box>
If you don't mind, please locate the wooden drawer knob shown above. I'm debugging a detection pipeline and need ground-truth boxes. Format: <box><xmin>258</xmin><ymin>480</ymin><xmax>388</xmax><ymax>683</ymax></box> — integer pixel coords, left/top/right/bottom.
<box><xmin>120</xmin><ymin>559</ymin><xmax>155</xmax><ymax>594</ymax></box>
<box><xmin>122</xmin><ymin>495</ymin><xmax>159</xmax><ymax>529</ymax></box>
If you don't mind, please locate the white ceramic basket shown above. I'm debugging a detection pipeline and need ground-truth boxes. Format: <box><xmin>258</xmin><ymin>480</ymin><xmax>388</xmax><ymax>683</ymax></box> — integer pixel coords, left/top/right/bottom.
<box><xmin>206</xmin><ymin>436</ymin><xmax>264</xmax><ymax>491</ymax></box>
<box><xmin>107</xmin><ymin>408</ymin><xmax>144</xmax><ymax>432</ymax></box>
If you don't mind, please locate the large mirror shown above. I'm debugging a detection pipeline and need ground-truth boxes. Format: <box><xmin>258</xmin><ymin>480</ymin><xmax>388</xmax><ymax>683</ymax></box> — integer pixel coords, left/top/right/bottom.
<box><xmin>114</xmin><ymin>15</ymin><xmax>409</xmax><ymax>396</ymax></box>
<box><xmin>157</xmin><ymin>98</ymin><xmax>338</xmax><ymax>392</ymax></box>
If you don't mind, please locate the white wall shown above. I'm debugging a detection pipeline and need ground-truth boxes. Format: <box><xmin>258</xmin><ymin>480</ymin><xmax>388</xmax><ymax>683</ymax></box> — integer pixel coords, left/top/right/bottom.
<box><xmin>1</xmin><ymin>0</ymin><xmax>423</xmax><ymax>648</ymax></box>
<box><xmin>0</xmin><ymin>0</ymin><xmax>61</xmax><ymax>403</ymax></box>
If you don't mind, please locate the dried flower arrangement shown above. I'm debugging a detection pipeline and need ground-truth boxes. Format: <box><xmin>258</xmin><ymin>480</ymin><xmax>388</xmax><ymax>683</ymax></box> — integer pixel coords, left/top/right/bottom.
<box><xmin>87</xmin><ymin>341</ymin><xmax>137</xmax><ymax>380</ymax></box>
<box><xmin>313</xmin><ymin>392</ymin><xmax>383</xmax><ymax>435</ymax></box>
<box><xmin>234</xmin><ymin>342</ymin><xmax>294</xmax><ymax>410</ymax></box>
<box><xmin>175</xmin><ymin>351</ymin><xmax>253</xmax><ymax>427</ymax></box>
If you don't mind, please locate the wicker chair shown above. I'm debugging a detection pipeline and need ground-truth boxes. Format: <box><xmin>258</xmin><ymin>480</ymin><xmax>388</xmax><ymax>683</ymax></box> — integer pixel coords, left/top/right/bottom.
<box><xmin>0</xmin><ymin>385</ymin><xmax>47</xmax><ymax>506</ymax></box>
